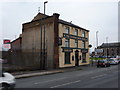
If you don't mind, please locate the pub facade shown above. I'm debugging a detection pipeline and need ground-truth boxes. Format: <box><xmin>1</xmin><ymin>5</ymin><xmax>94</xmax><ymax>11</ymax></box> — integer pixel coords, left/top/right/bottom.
<box><xmin>58</xmin><ymin>20</ymin><xmax>90</xmax><ymax>68</ymax></box>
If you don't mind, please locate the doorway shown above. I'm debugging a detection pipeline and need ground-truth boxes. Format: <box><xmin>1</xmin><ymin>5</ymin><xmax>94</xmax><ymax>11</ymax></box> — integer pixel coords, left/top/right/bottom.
<box><xmin>75</xmin><ymin>50</ymin><xmax>79</xmax><ymax>66</ymax></box>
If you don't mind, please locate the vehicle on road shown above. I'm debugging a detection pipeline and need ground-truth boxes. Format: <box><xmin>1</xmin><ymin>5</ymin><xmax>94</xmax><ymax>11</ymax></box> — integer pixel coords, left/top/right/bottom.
<box><xmin>116</xmin><ymin>56</ymin><xmax>120</xmax><ymax>63</ymax></box>
<box><xmin>0</xmin><ymin>72</ymin><xmax>16</xmax><ymax>90</ymax></box>
<box><xmin>107</xmin><ymin>58</ymin><xmax>119</xmax><ymax>65</ymax></box>
<box><xmin>96</xmin><ymin>60</ymin><xmax>110</xmax><ymax>67</ymax></box>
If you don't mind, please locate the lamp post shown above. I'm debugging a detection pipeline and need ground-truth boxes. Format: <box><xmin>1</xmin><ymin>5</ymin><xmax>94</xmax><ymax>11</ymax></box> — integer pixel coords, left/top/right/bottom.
<box><xmin>96</xmin><ymin>31</ymin><xmax>99</xmax><ymax>48</ymax></box>
<box><xmin>43</xmin><ymin>1</ymin><xmax>48</xmax><ymax>70</ymax></box>
<box><xmin>106</xmin><ymin>37</ymin><xmax>108</xmax><ymax>58</ymax></box>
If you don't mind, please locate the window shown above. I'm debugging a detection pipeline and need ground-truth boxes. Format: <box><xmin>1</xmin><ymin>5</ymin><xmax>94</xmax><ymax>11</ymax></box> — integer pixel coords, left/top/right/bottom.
<box><xmin>74</xmin><ymin>29</ymin><xmax>78</xmax><ymax>35</ymax></box>
<box><xmin>82</xmin><ymin>31</ymin><xmax>85</xmax><ymax>37</ymax></box>
<box><xmin>65</xmin><ymin>52</ymin><xmax>71</xmax><ymax>64</ymax></box>
<box><xmin>75</xmin><ymin>40</ymin><xmax>78</xmax><ymax>47</ymax></box>
<box><xmin>82</xmin><ymin>53</ymin><xmax>86</xmax><ymax>63</ymax></box>
<box><xmin>82</xmin><ymin>41</ymin><xmax>86</xmax><ymax>48</ymax></box>
<box><xmin>65</xmin><ymin>27</ymin><xmax>70</xmax><ymax>34</ymax></box>
<box><xmin>65</xmin><ymin>39</ymin><xmax>69</xmax><ymax>47</ymax></box>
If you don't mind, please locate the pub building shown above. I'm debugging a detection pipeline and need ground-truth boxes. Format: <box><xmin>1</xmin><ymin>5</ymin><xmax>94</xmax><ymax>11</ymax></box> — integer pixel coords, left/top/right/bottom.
<box><xmin>58</xmin><ymin>20</ymin><xmax>90</xmax><ymax>68</ymax></box>
<box><xmin>11</xmin><ymin>12</ymin><xmax>90</xmax><ymax>69</ymax></box>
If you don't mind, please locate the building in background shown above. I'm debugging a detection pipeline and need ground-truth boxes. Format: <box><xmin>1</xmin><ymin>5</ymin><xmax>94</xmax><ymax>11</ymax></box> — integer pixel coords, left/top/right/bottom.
<box><xmin>2</xmin><ymin>39</ymin><xmax>11</xmax><ymax>51</ymax></box>
<box><xmin>97</xmin><ymin>42</ymin><xmax>120</xmax><ymax>57</ymax></box>
<box><xmin>10</xmin><ymin>12</ymin><xmax>90</xmax><ymax>70</ymax></box>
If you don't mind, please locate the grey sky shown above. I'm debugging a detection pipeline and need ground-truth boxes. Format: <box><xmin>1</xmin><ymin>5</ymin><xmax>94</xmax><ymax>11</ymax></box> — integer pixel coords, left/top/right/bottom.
<box><xmin>0</xmin><ymin>0</ymin><xmax>119</xmax><ymax>51</ymax></box>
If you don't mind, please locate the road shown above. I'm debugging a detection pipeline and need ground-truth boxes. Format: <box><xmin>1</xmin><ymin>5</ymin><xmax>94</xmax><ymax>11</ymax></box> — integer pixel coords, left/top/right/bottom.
<box><xmin>15</xmin><ymin>65</ymin><xmax>119</xmax><ymax>88</ymax></box>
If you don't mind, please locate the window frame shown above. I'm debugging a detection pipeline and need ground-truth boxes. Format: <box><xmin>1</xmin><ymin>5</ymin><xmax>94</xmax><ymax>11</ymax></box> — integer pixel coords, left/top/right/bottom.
<box><xmin>74</xmin><ymin>39</ymin><xmax>78</xmax><ymax>48</ymax></box>
<box><xmin>65</xmin><ymin>26</ymin><xmax>70</xmax><ymax>34</ymax></box>
<box><xmin>82</xmin><ymin>31</ymin><xmax>85</xmax><ymax>37</ymax></box>
<box><xmin>82</xmin><ymin>41</ymin><xmax>86</xmax><ymax>48</ymax></box>
<box><xmin>74</xmin><ymin>29</ymin><xmax>78</xmax><ymax>36</ymax></box>
<box><xmin>65</xmin><ymin>38</ymin><xmax>70</xmax><ymax>47</ymax></box>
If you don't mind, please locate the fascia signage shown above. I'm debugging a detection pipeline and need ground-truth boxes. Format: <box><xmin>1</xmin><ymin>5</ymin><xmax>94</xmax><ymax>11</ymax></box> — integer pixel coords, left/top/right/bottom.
<box><xmin>62</xmin><ymin>48</ymin><xmax>73</xmax><ymax>52</ymax></box>
<box><xmin>3</xmin><ymin>40</ymin><xmax>11</xmax><ymax>44</ymax></box>
<box><xmin>63</xmin><ymin>33</ymin><xmax>88</xmax><ymax>41</ymax></box>
<box><xmin>81</xmin><ymin>49</ymin><xmax>88</xmax><ymax>53</ymax></box>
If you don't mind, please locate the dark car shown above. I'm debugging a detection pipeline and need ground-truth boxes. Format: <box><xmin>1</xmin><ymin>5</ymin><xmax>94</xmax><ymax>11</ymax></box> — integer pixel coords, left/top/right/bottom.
<box><xmin>96</xmin><ymin>60</ymin><xmax>110</xmax><ymax>67</ymax></box>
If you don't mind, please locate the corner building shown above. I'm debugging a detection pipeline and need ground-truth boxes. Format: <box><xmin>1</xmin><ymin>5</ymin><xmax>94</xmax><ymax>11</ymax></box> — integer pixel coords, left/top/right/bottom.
<box><xmin>21</xmin><ymin>13</ymin><xmax>90</xmax><ymax>69</ymax></box>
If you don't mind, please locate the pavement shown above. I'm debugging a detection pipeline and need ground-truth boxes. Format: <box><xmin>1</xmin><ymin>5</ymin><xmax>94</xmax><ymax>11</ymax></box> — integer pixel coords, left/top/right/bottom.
<box><xmin>12</xmin><ymin>65</ymin><xmax>91</xmax><ymax>79</ymax></box>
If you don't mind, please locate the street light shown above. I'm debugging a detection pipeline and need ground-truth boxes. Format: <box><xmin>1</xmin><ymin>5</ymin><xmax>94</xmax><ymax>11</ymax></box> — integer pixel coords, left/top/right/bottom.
<box><xmin>44</xmin><ymin>1</ymin><xmax>48</xmax><ymax>14</ymax></box>
<box><xmin>96</xmin><ymin>31</ymin><xmax>99</xmax><ymax>48</ymax></box>
<box><xmin>43</xmin><ymin>1</ymin><xmax>48</xmax><ymax>70</ymax></box>
<box><xmin>106</xmin><ymin>37</ymin><xmax>108</xmax><ymax>58</ymax></box>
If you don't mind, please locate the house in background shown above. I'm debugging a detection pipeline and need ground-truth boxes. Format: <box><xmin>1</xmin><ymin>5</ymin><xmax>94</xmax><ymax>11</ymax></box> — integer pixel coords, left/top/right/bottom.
<box><xmin>97</xmin><ymin>42</ymin><xmax>120</xmax><ymax>57</ymax></box>
<box><xmin>10</xmin><ymin>12</ymin><xmax>90</xmax><ymax>70</ymax></box>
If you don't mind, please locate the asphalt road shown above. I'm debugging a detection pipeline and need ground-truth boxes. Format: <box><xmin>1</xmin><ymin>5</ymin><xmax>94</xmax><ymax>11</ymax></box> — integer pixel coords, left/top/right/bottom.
<box><xmin>15</xmin><ymin>64</ymin><xmax>119</xmax><ymax>88</ymax></box>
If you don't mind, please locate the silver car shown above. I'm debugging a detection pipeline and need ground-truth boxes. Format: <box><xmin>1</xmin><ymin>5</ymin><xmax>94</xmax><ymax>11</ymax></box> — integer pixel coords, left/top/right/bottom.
<box><xmin>0</xmin><ymin>72</ymin><xmax>16</xmax><ymax>90</ymax></box>
<box><xmin>107</xmin><ymin>58</ymin><xmax>119</xmax><ymax>65</ymax></box>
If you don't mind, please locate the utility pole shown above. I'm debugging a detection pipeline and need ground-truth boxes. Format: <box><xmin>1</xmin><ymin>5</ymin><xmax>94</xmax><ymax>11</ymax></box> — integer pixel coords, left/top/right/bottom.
<box><xmin>43</xmin><ymin>1</ymin><xmax>48</xmax><ymax>70</ymax></box>
<box><xmin>106</xmin><ymin>37</ymin><xmax>108</xmax><ymax>58</ymax></box>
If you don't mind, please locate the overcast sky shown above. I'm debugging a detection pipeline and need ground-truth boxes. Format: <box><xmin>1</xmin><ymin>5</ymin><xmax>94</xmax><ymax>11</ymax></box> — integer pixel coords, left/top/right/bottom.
<box><xmin>0</xmin><ymin>0</ymin><xmax>119</xmax><ymax>51</ymax></box>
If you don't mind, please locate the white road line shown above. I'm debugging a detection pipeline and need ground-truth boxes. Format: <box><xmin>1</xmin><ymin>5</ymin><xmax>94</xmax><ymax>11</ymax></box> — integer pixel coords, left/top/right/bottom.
<box><xmin>91</xmin><ymin>74</ymin><xmax>107</xmax><ymax>79</ymax></box>
<box><xmin>34</xmin><ymin>77</ymin><xmax>67</xmax><ymax>84</ymax></box>
<box><xmin>50</xmin><ymin>80</ymin><xmax>81</xmax><ymax>88</ymax></box>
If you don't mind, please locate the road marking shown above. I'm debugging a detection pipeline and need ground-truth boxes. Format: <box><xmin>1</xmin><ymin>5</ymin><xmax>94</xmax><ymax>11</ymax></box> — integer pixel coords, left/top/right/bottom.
<box><xmin>34</xmin><ymin>77</ymin><xmax>67</xmax><ymax>84</ymax></box>
<box><xmin>50</xmin><ymin>80</ymin><xmax>81</xmax><ymax>88</ymax></box>
<box><xmin>91</xmin><ymin>74</ymin><xmax>107</xmax><ymax>79</ymax></box>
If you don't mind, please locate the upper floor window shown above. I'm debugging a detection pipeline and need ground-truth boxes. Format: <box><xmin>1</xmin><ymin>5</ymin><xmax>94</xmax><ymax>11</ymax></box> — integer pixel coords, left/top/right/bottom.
<box><xmin>74</xmin><ymin>40</ymin><xmax>78</xmax><ymax>47</ymax></box>
<box><xmin>82</xmin><ymin>41</ymin><xmax>86</xmax><ymax>48</ymax></box>
<box><xmin>65</xmin><ymin>27</ymin><xmax>70</xmax><ymax>34</ymax></box>
<box><xmin>65</xmin><ymin>39</ymin><xmax>69</xmax><ymax>47</ymax></box>
<box><xmin>74</xmin><ymin>29</ymin><xmax>78</xmax><ymax>36</ymax></box>
<box><xmin>82</xmin><ymin>31</ymin><xmax>85</xmax><ymax>37</ymax></box>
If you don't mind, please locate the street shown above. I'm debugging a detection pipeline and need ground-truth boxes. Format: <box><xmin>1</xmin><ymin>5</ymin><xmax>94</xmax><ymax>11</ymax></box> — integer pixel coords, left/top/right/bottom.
<box><xmin>15</xmin><ymin>65</ymin><xmax>119</xmax><ymax>88</ymax></box>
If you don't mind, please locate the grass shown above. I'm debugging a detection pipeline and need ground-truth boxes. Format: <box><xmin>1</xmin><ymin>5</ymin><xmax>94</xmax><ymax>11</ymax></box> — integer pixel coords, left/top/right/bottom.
<box><xmin>90</xmin><ymin>57</ymin><xmax>106</xmax><ymax>60</ymax></box>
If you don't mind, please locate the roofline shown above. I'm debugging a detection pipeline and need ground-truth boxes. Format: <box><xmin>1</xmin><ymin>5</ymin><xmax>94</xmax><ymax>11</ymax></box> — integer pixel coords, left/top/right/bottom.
<box><xmin>11</xmin><ymin>37</ymin><xmax>22</xmax><ymax>43</ymax></box>
<box><xmin>22</xmin><ymin>16</ymin><xmax>51</xmax><ymax>25</ymax></box>
<box><xmin>59</xmin><ymin>19</ymin><xmax>89</xmax><ymax>32</ymax></box>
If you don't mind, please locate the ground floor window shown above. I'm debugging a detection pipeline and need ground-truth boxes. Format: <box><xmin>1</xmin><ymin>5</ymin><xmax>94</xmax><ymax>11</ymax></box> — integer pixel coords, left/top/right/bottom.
<box><xmin>64</xmin><ymin>52</ymin><xmax>71</xmax><ymax>64</ymax></box>
<box><xmin>82</xmin><ymin>53</ymin><xmax>86</xmax><ymax>63</ymax></box>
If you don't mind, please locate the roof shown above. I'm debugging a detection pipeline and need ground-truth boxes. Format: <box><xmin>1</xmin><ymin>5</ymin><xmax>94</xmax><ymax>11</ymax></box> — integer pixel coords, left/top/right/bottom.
<box><xmin>98</xmin><ymin>42</ymin><xmax>120</xmax><ymax>48</ymax></box>
<box><xmin>32</xmin><ymin>12</ymin><xmax>49</xmax><ymax>21</ymax></box>
<box><xmin>24</xmin><ymin>12</ymin><xmax>89</xmax><ymax>32</ymax></box>
<box><xmin>59</xmin><ymin>19</ymin><xmax>89</xmax><ymax>32</ymax></box>
<box><xmin>11</xmin><ymin>37</ymin><xmax>22</xmax><ymax>44</ymax></box>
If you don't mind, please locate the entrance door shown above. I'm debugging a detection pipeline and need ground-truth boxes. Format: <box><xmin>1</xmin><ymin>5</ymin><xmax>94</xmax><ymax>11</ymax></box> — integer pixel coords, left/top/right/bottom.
<box><xmin>75</xmin><ymin>50</ymin><xmax>79</xmax><ymax>66</ymax></box>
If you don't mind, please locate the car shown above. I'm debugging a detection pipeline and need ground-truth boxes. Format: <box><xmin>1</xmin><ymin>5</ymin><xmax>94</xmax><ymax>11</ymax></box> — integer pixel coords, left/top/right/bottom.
<box><xmin>116</xmin><ymin>56</ymin><xmax>120</xmax><ymax>63</ymax></box>
<box><xmin>96</xmin><ymin>60</ymin><xmax>110</xmax><ymax>67</ymax></box>
<box><xmin>107</xmin><ymin>58</ymin><xmax>119</xmax><ymax>65</ymax></box>
<box><xmin>0</xmin><ymin>72</ymin><xmax>16</xmax><ymax>90</ymax></box>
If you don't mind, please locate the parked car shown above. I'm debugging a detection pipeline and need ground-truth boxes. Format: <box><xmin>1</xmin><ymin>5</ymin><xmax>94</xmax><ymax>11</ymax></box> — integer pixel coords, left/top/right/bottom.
<box><xmin>107</xmin><ymin>58</ymin><xmax>119</xmax><ymax>65</ymax></box>
<box><xmin>96</xmin><ymin>60</ymin><xmax>110</xmax><ymax>67</ymax></box>
<box><xmin>0</xmin><ymin>72</ymin><xmax>16</xmax><ymax>90</ymax></box>
<box><xmin>116</xmin><ymin>56</ymin><xmax>120</xmax><ymax>63</ymax></box>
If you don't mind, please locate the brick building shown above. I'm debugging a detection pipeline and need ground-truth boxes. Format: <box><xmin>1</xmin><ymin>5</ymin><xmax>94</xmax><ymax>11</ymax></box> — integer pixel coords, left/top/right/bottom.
<box><xmin>97</xmin><ymin>42</ymin><xmax>120</xmax><ymax>57</ymax></box>
<box><xmin>11</xmin><ymin>12</ymin><xmax>90</xmax><ymax>70</ymax></box>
